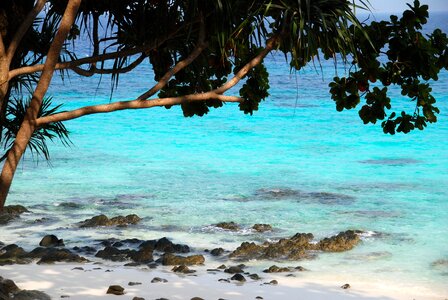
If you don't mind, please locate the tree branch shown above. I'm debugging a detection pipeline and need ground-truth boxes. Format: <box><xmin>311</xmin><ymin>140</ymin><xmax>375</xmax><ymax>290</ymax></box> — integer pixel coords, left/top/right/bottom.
<box><xmin>8</xmin><ymin>24</ymin><xmax>189</xmax><ymax>79</ymax></box>
<box><xmin>35</xmin><ymin>35</ymin><xmax>279</xmax><ymax>126</ymax></box>
<box><xmin>215</xmin><ymin>36</ymin><xmax>279</xmax><ymax>94</ymax></box>
<box><xmin>71</xmin><ymin>54</ymin><xmax>146</xmax><ymax>76</ymax></box>
<box><xmin>36</xmin><ymin>93</ymin><xmax>242</xmax><ymax>125</ymax></box>
<box><xmin>6</xmin><ymin>0</ymin><xmax>47</xmax><ymax>64</ymax></box>
<box><xmin>138</xmin><ymin>18</ymin><xmax>207</xmax><ymax>100</ymax></box>
<box><xmin>35</xmin><ymin>35</ymin><xmax>279</xmax><ymax>125</ymax></box>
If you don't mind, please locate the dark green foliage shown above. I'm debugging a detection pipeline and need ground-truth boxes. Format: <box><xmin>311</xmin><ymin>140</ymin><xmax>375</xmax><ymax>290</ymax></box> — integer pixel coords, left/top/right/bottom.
<box><xmin>1</xmin><ymin>98</ymin><xmax>71</xmax><ymax>161</ymax></box>
<box><xmin>329</xmin><ymin>0</ymin><xmax>448</xmax><ymax>134</ymax></box>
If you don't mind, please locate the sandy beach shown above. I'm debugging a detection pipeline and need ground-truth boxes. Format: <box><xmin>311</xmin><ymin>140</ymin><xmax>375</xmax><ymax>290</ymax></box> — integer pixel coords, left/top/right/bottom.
<box><xmin>1</xmin><ymin>262</ymin><xmax>445</xmax><ymax>300</ymax></box>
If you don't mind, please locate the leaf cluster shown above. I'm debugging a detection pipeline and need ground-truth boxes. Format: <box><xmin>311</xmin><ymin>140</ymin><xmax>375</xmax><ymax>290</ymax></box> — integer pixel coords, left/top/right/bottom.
<box><xmin>329</xmin><ymin>0</ymin><xmax>448</xmax><ymax>134</ymax></box>
<box><xmin>1</xmin><ymin>98</ymin><xmax>71</xmax><ymax>162</ymax></box>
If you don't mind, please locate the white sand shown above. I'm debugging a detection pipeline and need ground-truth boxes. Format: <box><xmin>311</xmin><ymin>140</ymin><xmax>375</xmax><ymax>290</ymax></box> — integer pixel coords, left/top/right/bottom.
<box><xmin>1</xmin><ymin>262</ymin><xmax>446</xmax><ymax>300</ymax></box>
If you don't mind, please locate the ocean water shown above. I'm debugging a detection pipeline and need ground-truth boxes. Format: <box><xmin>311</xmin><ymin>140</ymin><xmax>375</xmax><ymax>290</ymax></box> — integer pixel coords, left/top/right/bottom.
<box><xmin>2</xmin><ymin>11</ymin><xmax>448</xmax><ymax>296</ymax></box>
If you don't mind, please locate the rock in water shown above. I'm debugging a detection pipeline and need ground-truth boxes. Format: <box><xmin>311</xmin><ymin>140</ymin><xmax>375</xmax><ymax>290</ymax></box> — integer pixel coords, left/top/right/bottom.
<box><xmin>0</xmin><ymin>205</ymin><xmax>29</xmax><ymax>225</ymax></box>
<box><xmin>252</xmin><ymin>224</ymin><xmax>272</xmax><ymax>232</ymax></box>
<box><xmin>78</xmin><ymin>214</ymin><xmax>141</xmax><ymax>227</ymax></box>
<box><xmin>39</xmin><ymin>235</ymin><xmax>64</xmax><ymax>247</ymax></box>
<box><xmin>215</xmin><ymin>222</ymin><xmax>240</xmax><ymax>231</ymax></box>
<box><xmin>230</xmin><ymin>274</ymin><xmax>246</xmax><ymax>282</ymax></box>
<box><xmin>106</xmin><ymin>285</ymin><xmax>125</xmax><ymax>295</ymax></box>
<box><xmin>317</xmin><ymin>230</ymin><xmax>360</xmax><ymax>252</ymax></box>
<box><xmin>171</xmin><ymin>265</ymin><xmax>196</xmax><ymax>274</ymax></box>
<box><xmin>161</xmin><ymin>253</ymin><xmax>205</xmax><ymax>266</ymax></box>
<box><xmin>210</xmin><ymin>247</ymin><xmax>224</xmax><ymax>256</ymax></box>
<box><xmin>263</xmin><ymin>265</ymin><xmax>290</xmax><ymax>273</ymax></box>
<box><xmin>151</xmin><ymin>277</ymin><xmax>168</xmax><ymax>283</ymax></box>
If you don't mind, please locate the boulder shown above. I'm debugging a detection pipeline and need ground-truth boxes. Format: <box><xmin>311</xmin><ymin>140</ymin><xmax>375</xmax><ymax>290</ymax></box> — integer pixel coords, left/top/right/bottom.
<box><xmin>172</xmin><ymin>265</ymin><xmax>196</xmax><ymax>274</ymax></box>
<box><xmin>78</xmin><ymin>214</ymin><xmax>141</xmax><ymax>228</ymax></box>
<box><xmin>0</xmin><ymin>244</ymin><xmax>30</xmax><ymax>265</ymax></box>
<box><xmin>129</xmin><ymin>248</ymin><xmax>153</xmax><ymax>263</ymax></box>
<box><xmin>161</xmin><ymin>253</ymin><xmax>205</xmax><ymax>266</ymax></box>
<box><xmin>224</xmin><ymin>266</ymin><xmax>244</xmax><ymax>274</ymax></box>
<box><xmin>106</xmin><ymin>285</ymin><xmax>124</xmax><ymax>295</ymax></box>
<box><xmin>252</xmin><ymin>224</ymin><xmax>272</xmax><ymax>232</ymax></box>
<box><xmin>230</xmin><ymin>233</ymin><xmax>314</xmax><ymax>260</ymax></box>
<box><xmin>39</xmin><ymin>235</ymin><xmax>64</xmax><ymax>247</ymax></box>
<box><xmin>0</xmin><ymin>205</ymin><xmax>29</xmax><ymax>225</ymax></box>
<box><xmin>95</xmin><ymin>246</ymin><xmax>129</xmax><ymax>262</ymax></box>
<box><xmin>11</xmin><ymin>290</ymin><xmax>51</xmax><ymax>300</ymax></box>
<box><xmin>36</xmin><ymin>249</ymin><xmax>88</xmax><ymax>264</ymax></box>
<box><xmin>210</xmin><ymin>248</ymin><xmax>224</xmax><ymax>256</ymax></box>
<box><xmin>263</xmin><ymin>265</ymin><xmax>290</xmax><ymax>273</ymax></box>
<box><xmin>316</xmin><ymin>230</ymin><xmax>360</xmax><ymax>252</ymax></box>
<box><xmin>0</xmin><ymin>276</ymin><xmax>50</xmax><ymax>300</ymax></box>
<box><xmin>215</xmin><ymin>222</ymin><xmax>240</xmax><ymax>231</ymax></box>
<box><xmin>154</xmin><ymin>237</ymin><xmax>190</xmax><ymax>253</ymax></box>
<box><xmin>230</xmin><ymin>274</ymin><xmax>246</xmax><ymax>282</ymax></box>
<box><xmin>2</xmin><ymin>205</ymin><xmax>29</xmax><ymax>215</ymax></box>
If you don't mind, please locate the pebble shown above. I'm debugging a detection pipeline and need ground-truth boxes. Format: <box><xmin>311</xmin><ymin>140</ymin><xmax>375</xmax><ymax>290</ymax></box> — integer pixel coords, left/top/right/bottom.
<box><xmin>341</xmin><ymin>283</ymin><xmax>351</xmax><ymax>289</ymax></box>
<box><xmin>128</xmin><ymin>282</ymin><xmax>142</xmax><ymax>286</ymax></box>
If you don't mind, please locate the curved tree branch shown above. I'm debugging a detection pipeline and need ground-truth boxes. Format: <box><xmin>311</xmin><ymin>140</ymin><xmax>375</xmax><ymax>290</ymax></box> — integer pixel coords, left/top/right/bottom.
<box><xmin>71</xmin><ymin>54</ymin><xmax>147</xmax><ymax>77</ymax></box>
<box><xmin>36</xmin><ymin>93</ymin><xmax>242</xmax><ymax>125</ymax></box>
<box><xmin>36</xmin><ymin>35</ymin><xmax>279</xmax><ymax>126</ymax></box>
<box><xmin>215</xmin><ymin>36</ymin><xmax>279</xmax><ymax>94</ymax></box>
<box><xmin>138</xmin><ymin>18</ymin><xmax>207</xmax><ymax>100</ymax></box>
<box><xmin>6</xmin><ymin>0</ymin><xmax>47</xmax><ymax>64</ymax></box>
<box><xmin>8</xmin><ymin>22</ymin><xmax>192</xmax><ymax>80</ymax></box>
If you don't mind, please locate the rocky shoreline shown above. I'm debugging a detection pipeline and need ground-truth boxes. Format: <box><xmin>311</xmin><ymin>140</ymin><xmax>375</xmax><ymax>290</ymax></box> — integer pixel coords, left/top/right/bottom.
<box><xmin>1</xmin><ymin>206</ymin><xmax>446</xmax><ymax>299</ymax></box>
<box><xmin>0</xmin><ymin>205</ymin><xmax>367</xmax><ymax>299</ymax></box>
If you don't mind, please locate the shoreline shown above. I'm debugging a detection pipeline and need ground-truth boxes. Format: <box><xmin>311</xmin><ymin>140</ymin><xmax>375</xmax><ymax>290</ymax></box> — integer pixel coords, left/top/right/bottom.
<box><xmin>1</xmin><ymin>208</ymin><xmax>447</xmax><ymax>299</ymax></box>
<box><xmin>1</xmin><ymin>262</ymin><xmax>445</xmax><ymax>300</ymax></box>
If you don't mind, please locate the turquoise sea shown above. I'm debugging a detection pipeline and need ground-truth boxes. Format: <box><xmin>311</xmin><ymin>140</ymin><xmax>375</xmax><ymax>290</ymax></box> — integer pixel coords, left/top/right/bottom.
<box><xmin>2</xmin><ymin>12</ymin><xmax>448</xmax><ymax>296</ymax></box>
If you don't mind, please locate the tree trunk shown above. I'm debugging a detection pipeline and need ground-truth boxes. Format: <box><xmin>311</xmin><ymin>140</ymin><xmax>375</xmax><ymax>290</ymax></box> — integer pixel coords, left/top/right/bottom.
<box><xmin>0</xmin><ymin>0</ymin><xmax>81</xmax><ymax>212</ymax></box>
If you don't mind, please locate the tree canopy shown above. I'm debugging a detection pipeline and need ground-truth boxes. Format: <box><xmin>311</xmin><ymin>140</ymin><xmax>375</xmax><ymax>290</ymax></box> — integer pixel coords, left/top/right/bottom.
<box><xmin>0</xmin><ymin>0</ymin><xmax>447</xmax><ymax>208</ymax></box>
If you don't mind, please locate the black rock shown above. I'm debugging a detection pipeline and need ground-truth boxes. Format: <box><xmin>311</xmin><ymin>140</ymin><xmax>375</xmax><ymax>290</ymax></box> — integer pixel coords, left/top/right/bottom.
<box><xmin>224</xmin><ymin>266</ymin><xmax>244</xmax><ymax>274</ymax></box>
<box><xmin>249</xmin><ymin>273</ymin><xmax>261</xmax><ymax>280</ymax></box>
<box><xmin>210</xmin><ymin>248</ymin><xmax>224</xmax><ymax>256</ymax></box>
<box><xmin>341</xmin><ymin>283</ymin><xmax>351</xmax><ymax>289</ymax></box>
<box><xmin>230</xmin><ymin>274</ymin><xmax>246</xmax><ymax>282</ymax></box>
<box><xmin>215</xmin><ymin>222</ymin><xmax>240</xmax><ymax>231</ymax></box>
<box><xmin>151</xmin><ymin>277</ymin><xmax>168</xmax><ymax>283</ymax></box>
<box><xmin>37</xmin><ymin>249</ymin><xmax>88</xmax><ymax>264</ymax></box>
<box><xmin>39</xmin><ymin>235</ymin><xmax>64</xmax><ymax>247</ymax></box>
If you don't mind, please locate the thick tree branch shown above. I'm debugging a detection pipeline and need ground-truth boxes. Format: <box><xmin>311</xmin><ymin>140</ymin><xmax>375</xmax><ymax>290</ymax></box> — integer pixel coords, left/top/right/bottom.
<box><xmin>36</xmin><ymin>93</ymin><xmax>242</xmax><ymax>125</ymax></box>
<box><xmin>36</xmin><ymin>36</ymin><xmax>279</xmax><ymax>126</ymax></box>
<box><xmin>138</xmin><ymin>19</ymin><xmax>207</xmax><ymax>100</ymax></box>
<box><xmin>6</xmin><ymin>0</ymin><xmax>47</xmax><ymax>64</ymax></box>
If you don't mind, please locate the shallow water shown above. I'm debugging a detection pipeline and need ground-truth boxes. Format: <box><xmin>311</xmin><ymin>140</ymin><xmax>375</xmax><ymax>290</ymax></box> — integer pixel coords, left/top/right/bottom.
<box><xmin>2</xmin><ymin>11</ymin><xmax>448</xmax><ymax>296</ymax></box>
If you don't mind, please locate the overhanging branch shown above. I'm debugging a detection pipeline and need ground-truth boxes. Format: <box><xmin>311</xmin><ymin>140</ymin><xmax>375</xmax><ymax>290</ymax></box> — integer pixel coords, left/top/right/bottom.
<box><xmin>36</xmin><ymin>35</ymin><xmax>280</xmax><ymax>126</ymax></box>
